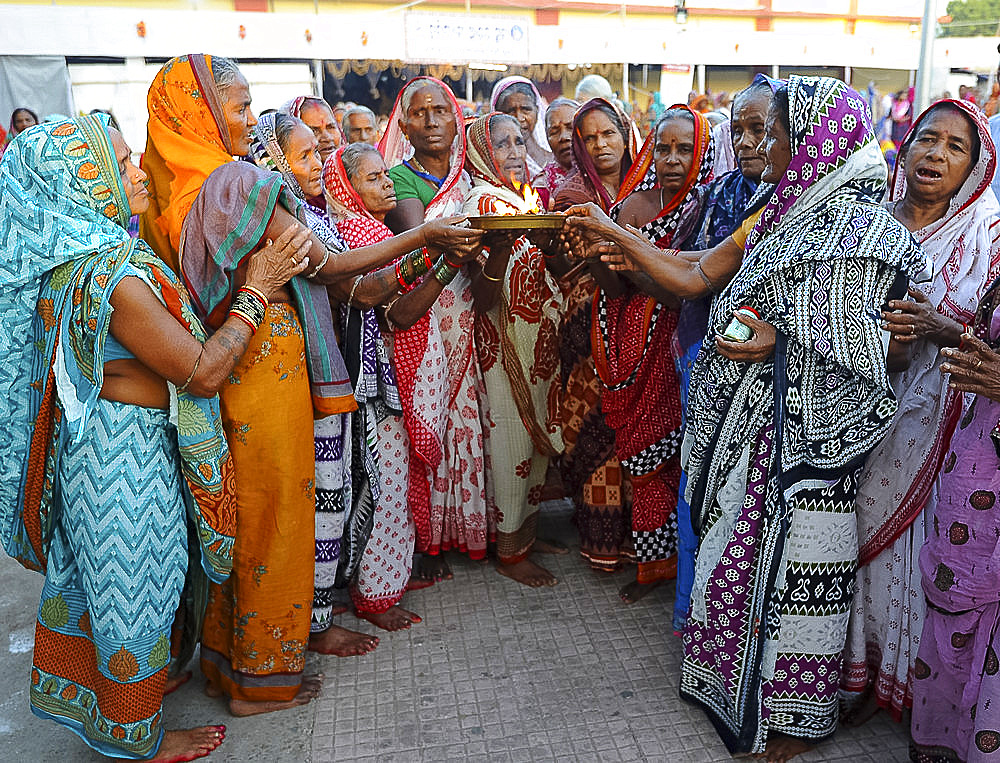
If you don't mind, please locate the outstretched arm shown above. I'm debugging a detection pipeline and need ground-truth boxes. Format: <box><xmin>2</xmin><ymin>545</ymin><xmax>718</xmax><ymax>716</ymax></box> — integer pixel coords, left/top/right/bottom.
<box><xmin>562</xmin><ymin>203</ymin><xmax>743</xmax><ymax>300</ymax></box>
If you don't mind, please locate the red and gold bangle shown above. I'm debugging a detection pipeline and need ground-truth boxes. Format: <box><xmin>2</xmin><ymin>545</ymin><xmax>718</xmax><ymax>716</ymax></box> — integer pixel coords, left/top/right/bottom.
<box><xmin>229</xmin><ymin>309</ymin><xmax>258</xmax><ymax>333</ymax></box>
<box><xmin>239</xmin><ymin>285</ymin><xmax>268</xmax><ymax>310</ymax></box>
<box><xmin>395</xmin><ymin>261</ymin><xmax>409</xmax><ymax>289</ymax></box>
<box><xmin>421</xmin><ymin>247</ymin><xmax>435</xmax><ymax>271</ymax></box>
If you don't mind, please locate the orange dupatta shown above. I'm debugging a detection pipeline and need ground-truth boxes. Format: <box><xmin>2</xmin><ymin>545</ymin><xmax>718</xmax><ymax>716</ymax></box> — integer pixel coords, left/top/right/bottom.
<box><xmin>140</xmin><ymin>54</ymin><xmax>234</xmax><ymax>272</ymax></box>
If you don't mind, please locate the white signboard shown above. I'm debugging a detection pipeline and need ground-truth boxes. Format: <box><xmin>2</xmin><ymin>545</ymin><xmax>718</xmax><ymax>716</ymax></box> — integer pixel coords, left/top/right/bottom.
<box><xmin>404</xmin><ymin>12</ymin><xmax>530</xmax><ymax>64</ymax></box>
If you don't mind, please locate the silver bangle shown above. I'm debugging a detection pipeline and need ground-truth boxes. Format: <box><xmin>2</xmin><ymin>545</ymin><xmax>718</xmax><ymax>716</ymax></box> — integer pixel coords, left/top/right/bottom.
<box><xmin>305</xmin><ymin>247</ymin><xmax>332</xmax><ymax>279</ymax></box>
<box><xmin>695</xmin><ymin>260</ymin><xmax>718</xmax><ymax>294</ymax></box>
<box><xmin>347</xmin><ymin>274</ymin><xmax>363</xmax><ymax>307</ymax></box>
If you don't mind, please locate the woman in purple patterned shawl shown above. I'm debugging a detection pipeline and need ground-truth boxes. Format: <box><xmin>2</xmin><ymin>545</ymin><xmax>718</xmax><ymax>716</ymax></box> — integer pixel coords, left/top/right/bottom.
<box><xmin>563</xmin><ymin>75</ymin><xmax>926</xmax><ymax>761</ymax></box>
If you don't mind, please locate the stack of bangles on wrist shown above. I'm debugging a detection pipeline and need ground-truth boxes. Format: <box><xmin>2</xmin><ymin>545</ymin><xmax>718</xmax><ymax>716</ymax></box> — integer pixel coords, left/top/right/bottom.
<box><xmin>229</xmin><ymin>285</ymin><xmax>268</xmax><ymax>332</ymax></box>
<box><xmin>395</xmin><ymin>246</ymin><xmax>435</xmax><ymax>287</ymax></box>
<box><xmin>432</xmin><ymin>255</ymin><xmax>463</xmax><ymax>286</ymax></box>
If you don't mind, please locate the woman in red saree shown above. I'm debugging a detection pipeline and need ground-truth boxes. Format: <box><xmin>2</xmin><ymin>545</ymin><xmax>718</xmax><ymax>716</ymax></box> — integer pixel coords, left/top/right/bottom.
<box><xmin>551</xmin><ymin>98</ymin><xmax>637</xmax><ymax>574</ymax></box>
<box><xmin>602</xmin><ymin>105</ymin><xmax>715</xmax><ymax>602</ymax></box>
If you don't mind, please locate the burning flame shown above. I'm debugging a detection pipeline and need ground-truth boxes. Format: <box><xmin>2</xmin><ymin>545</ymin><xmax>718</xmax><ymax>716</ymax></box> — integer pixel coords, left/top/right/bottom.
<box><xmin>511</xmin><ymin>177</ymin><xmax>543</xmax><ymax>214</ymax></box>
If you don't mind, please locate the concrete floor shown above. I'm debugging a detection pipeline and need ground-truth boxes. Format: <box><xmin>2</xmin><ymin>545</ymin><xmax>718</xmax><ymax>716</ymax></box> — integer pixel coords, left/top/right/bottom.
<box><xmin>1</xmin><ymin>503</ymin><xmax>910</xmax><ymax>762</ymax></box>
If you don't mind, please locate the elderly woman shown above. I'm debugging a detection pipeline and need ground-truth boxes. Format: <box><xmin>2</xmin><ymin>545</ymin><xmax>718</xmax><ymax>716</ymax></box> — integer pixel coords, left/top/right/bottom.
<box><xmin>141</xmin><ymin>54</ymin><xmax>256</xmax><ymax>273</ymax></box>
<box><xmin>380</xmin><ymin>77</ymin><xmax>493</xmax><ymax>582</ymax></box>
<box><xmin>324</xmin><ymin>142</ymin><xmax>481</xmax><ymax>624</ymax></box>
<box><xmin>491</xmin><ymin>76</ymin><xmax>553</xmax><ymax>176</ymax></box>
<box><xmin>175</xmin><ymin>70</ymin><xmax>478</xmax><ymax>714</ymax></box>
<box><xmin>910</xmin><ymin>285</ymin><xmax>1000</xmax><ymax>761</ymax></box>
<box><xmin>247</xmin><ymin>112</ymin><xmax>382</xmax><ymax>654</ymax></box>
<box><xmin>463</xmin><ymin>113</ymin><xmax>564</xmax><ymax>587</ymax></box>
<box><xmin>600</xmin><ymin>105</ymin><xmax>716</xmax><ymax>604</ymax></box>
<box><xmin>564</xmin><ymin>76</ymin><xmax>925</xmax><ymax>761</ymax></box>
<box><xmin>843</xmin><ymin>99</ymin><xmax>1000</xmax><ymax>725</ymax></box>
<box><xmin>281</xmin><ymin>96</ymin><xmax>344</xmax><ymax>164</ymax></box>
<box><xmin>531</xmin><ymin>97</ymin><xmax>579</xmax><ymax>210</ymax></box>
<box><xmin>551</xmin><ymin>98</ymin><xmax>638</xmax><ymax>574</ymax></box>
<box><xmin>0</xmin><ymin>115</ymin><xmax>306</xmax><ymax>759</ymax></box>
<box><xmin>666</xmin><ymin>75</ymin><xmax>778</xmax><ymax>632</ymax></box>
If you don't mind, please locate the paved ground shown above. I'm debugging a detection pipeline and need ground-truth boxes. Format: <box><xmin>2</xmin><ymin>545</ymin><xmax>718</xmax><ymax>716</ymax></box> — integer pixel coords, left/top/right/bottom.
<box><xmin>1</xmin><ymin>502</ymin><xmax>910</xmax><ymax>762</ymax></box>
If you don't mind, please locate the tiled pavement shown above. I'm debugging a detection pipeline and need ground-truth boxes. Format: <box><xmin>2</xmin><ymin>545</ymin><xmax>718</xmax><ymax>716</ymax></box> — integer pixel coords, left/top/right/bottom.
<box><xmin>2</xmin><ymin>501</ymin><xmax>909</xmax><ymax>762</ymax></box>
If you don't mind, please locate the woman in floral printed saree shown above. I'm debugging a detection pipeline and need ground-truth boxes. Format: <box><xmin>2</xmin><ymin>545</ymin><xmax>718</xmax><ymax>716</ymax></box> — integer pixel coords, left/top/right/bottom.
<box><xmin>463</xmin><ymin>113</ymin><xmax>564</xmax><ymax>587</ymax></box>
<box><xmin>0</xmin><ymin>115</ymin><xmax>306</xmax><ymax>759</ymax></box>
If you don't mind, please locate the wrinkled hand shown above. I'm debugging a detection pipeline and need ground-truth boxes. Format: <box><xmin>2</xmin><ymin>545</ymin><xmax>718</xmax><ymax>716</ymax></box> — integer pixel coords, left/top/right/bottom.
<box><xmin>940</xmin><ymin>332</ymin><xmax>1000</xmax><ymax>403</ymax></box>
<box><xmin>882</xmin><ymin>287</ymin><xmax>954</xmax><ymax>344</ymax></box>
<box><xmin>561</xmin><ymin>203</ymin><xmax>619</xmax><ymax>248</ymax></box>
<box><xmin>715</xmin><ymin>313</ymin><xmax>776</xmax><ymax>363</ymax></box>
<box><xmin>595</xmin><ymin>241</ymin><xmax>639</xmax><ymax>271</ymax></box>
<box><xmin>421</xmin><ymin>215</ymin><xmax>484</xmax><ymax>260</ymax></box>
<box><xmin>244</xmin><ymin>224</ymin><xmax>312</xmax><ymax>299</ymax></box>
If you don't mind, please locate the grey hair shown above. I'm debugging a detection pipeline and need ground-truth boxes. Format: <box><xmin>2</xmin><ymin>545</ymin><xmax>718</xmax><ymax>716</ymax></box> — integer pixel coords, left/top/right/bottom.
<box><xmin>732</xmin><ymin>78</ymin><xmax>774</xmax><ymax>113</ymax></box>
<box><xmin>574</xmin><ymin>74</ymin><xmax>614</xmax><ymax>102</ymax></box>
<box><xmin>545</xmin><ymin>97</ymin><xmax>580</xmax><ymax>127</ymax></box>
<box><xmin>341</xmin><ymin>142</ymin><xmax>383</xmax><ymax>182</ymax></box>
<box><xmin>489</xmin><ymin>113</ymin><xmax>520</xmax><ymax>134</ymax></box>
<box><xmin>400</xmin><ymin>79</ymin><xmax>449</xmax><ymax>115</ymax></box>
<box><xmin>344</xmin><ymin>105</ymin><xmax>377</xmax><ymax>126</ymax></box>
<box><xmin>210</xmin><ymin>56</ymin><xmax>243</xmax><ymax>97</ymax></box>
<box><xmin>273</xmin><ymin>112</ymin><xmax>305</xmax><ymax>154</ymax></box>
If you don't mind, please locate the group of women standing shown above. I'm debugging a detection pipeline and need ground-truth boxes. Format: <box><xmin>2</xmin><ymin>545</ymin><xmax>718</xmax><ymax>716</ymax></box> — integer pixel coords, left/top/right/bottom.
<box><xmin>4</xmin><ymin>54</ymin><xmax>1000</xmax><ymax>763</ymax></box>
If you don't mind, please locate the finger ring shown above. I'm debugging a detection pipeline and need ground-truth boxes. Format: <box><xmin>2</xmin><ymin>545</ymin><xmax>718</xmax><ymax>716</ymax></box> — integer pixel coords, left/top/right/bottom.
<box><xmin>910</xmin><ymin>325</ymin><xmax>915</xmax><ymax>334</ymax></box>
<box><xmin>977</xmin><ymin>360</ymin><xmax>984</xmax><ymax>369</ymax></box>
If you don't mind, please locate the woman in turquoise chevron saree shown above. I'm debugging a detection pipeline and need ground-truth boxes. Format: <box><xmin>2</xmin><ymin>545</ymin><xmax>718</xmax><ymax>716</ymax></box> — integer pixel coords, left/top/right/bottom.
<box><xmin>0</xmin><ymin>114</ymin><xmax>308</xmax><ymax>760</ymax></box>
<box><xmin>564</xmin><ymin>76</ymin><xmax>927</xmax><ymax>761</ymax></box>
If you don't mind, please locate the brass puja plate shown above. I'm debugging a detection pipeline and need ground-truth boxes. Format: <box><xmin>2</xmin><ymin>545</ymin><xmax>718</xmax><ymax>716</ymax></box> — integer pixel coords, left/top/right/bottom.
<box><xmin>467</xmin><ymin>214</ymin><xmax>566</xmax><ymax>231</ymax></box>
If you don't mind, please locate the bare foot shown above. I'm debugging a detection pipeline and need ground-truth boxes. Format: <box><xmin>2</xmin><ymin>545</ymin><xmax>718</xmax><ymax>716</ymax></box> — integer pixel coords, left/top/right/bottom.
<box><xmin>149</xmin><ymin>726</ymin><xmax>225</xmax><ymax>762</ymax></box>
<box><xmin>497</xmin><ymin>557</ymin><xmax>558</xmax><ymax>587</ymax></box>
<box><xmin>203</xmin><ymin>679</ymin><xmax>222</xmax><ymax>699</ymax></box>
<box><xmin>228</xmin><ymin>673</ymin><xmax>324</xmax><ymax>717</ymax></box>
<box><xmin>619</xmin><ymin>578</ymin><xmax>664</xmax><ymax>604</ymax></box>
<box><xmin>405</xmin><ymin>576</ymin><xmax>435</xmax><ymax>591</ymax></box>
<box><xmin>533</xmin><ymin>537</ymin><xmax>569</xmax><ymax>555</ymax></box>
<box><xmin>752</xmin><ymin>733</ymin><xmax>813</xmax><ymax>763</ymax></box>
<box><xmin>308</xmin><ymin>625</ymin><xmax>379</xmax><ymax>656</ymax></box>
<box><xmin>164</xmin><ymin>670</ymin><xmax>192</xmax><ymax>696</ymax></box>
<box><xmin>414</xmin><ymin>553</ymin><xmax>453</xmax><ymax>582</ymax></box>
<box><xmin>840</xmin><ymin>691</ymin><xmax>880</xmax><ymax>727</ymax></box>
<box><xmin>356</xmin><ymin>605</ymin><xmax>422</xmax><ymax>631</ymax></box>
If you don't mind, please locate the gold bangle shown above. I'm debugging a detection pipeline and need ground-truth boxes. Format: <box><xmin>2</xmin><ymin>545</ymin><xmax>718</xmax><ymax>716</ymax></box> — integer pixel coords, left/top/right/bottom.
<box><xmin>480</xmin><ymin>269</ymin><xmax>502</xmax><ymax>283</ymax></box>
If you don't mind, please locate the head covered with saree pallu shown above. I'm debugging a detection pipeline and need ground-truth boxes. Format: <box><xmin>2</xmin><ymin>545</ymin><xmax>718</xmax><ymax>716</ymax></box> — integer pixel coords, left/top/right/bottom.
<box><xmin>490</xmin><ymin>76</ymin><xmax>552</xmax><ymax>175</ymax></box>
<box><xmin>592</xmin><ymin>105</ymin><xmax>715</xmax><ymax>583</ymax></box>
<box><xmin>323</xmin><ymin>145</ymin><xmax>444</xmax><ymax>551</ymax></box>
<box><xmin>462</xmin><ymin>114</ymin><xmax>562</xmax><ymax>563</ymax></box>
<box><xmin>551</xmin><ymin>97</ymin><xmax>638</xmax><ymax>212</ymax></box>
<box><xmin>0</xmin><ymin>113</ymin><xmax>236</xmax><ymax>581</ymax></box>
<box><xmin>855</xmin><ymin>98</ymin><xmax>1000</xmax><ymax>563</ymax></box>
<box><xmin>679</xmin><ymin>77</ymin><xmax>927</xmax><ymax>754</ymax></box>
<box><xmin>379</xmin><ymin>76</ymin><xmax>470</xmax><ymax>220</ymax></box>
<box><xmin>140</xmin><ymin>54</ymin><xmax>236</xmax><ymax>273</ymax></box>
<box><xmin>248</xmin><ymin>112</ymin><xmax>345</xmax><ymax>252</ymax></box>
<box><xmin>843</xmin><ymin>98</ymin><xmax>1000</xmax><ymax>723</ymax></box>
<box><xmin>179</xmin><ymin>160</ymin><xmax>356</xmax><ymax>416</ymax></box>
